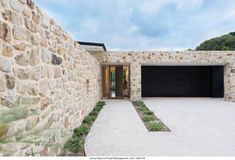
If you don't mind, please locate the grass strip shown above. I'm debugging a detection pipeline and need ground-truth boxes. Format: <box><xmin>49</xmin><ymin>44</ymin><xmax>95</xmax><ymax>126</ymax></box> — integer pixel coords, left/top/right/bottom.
<box><xmin>132</xmin><ymin>101</ymin><xmax>170</xmax><ymax>132</ymax></box>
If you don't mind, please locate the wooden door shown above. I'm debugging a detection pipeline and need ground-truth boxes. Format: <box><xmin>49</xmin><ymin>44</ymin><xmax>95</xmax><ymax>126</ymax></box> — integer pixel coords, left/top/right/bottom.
<box><xmin>102</xmin><ymin>66</ymin><xmax>110</xmax><ymax>97</ymax></box>
<box><xmin>115</xmin><ymin>66</ymin><xmax>123</xmax><ymax>97</ymax></box>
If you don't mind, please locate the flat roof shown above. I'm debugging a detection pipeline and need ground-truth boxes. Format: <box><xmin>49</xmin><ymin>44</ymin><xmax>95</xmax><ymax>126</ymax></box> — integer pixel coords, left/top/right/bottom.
<box><xmin>78</xmin><ymin>41</ymin><xmax>107</xmax><ymax>51</ymax></box>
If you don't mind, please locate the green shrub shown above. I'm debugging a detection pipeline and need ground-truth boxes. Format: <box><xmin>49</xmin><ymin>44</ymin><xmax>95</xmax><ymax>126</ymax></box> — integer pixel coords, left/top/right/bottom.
<box><xmin>89</xmin><ymin>110</ymin><xmax>98</xmax><ymax>116</ymax></box>
<box><xmin>137</xmin><ymin>105</ymin><xmax>146</xmax><ymax>111</ymax></box>
<box><xmin>93</xmin><ymin>105</ymin><xmax>103</xmax><ymax>112</ymax></box>
<box><xmin>97</xmin><ymin>101</ymin><xmax>106</xmax><ymax>106</ymax></box>
<box><xmin>92</xmin><ymin>101</ymin><xmax>105</xmax><ymax>113</ymax></box>
<box><xmin>82</xmin><ymin>116</ymin><xmax>95</xmax><ymax>125</ymax></box>
<box><xmin>133</xmin><ymin>101</ymin><xmax>144</xmax><ymax>106</ymax></box>
<box><xmin>148</xmin><ymin>122</ymin><xmax>163</xmax><ymax>131</ymax></box>
<box><xmin>63</xmin><ymin>101</ymin><xmax>106</xmax><ymax>155</ymax></box>
<box><xmin>140</xmin><ymin>103</ymin><xmax>147</xmax><ymax>108</ymax></box>
<box><xmin>64</xmin><ymin>137</ymin><xmax>82</xmax><ymax>153</ymax></box>
<box><xmin>73</xmin><ymin>125</ymin><xmax>89</xmax><ymax>137</ymax></box>
<box><xmin>132</xmin><ymin>101</ymin><xmax>138</xmax><ymax>106</ymax></box>
<box><xmin>143</xmin><ymin>110</ymin><xmax>154</xmax><ymax>115</ymax></box>
<box><xmin>141</xmin><ymin>106</ymin><xmax>150</xmax><ymax>111</ymax></box>
<box><xmin>134</xmin><ymin>101</ymin><xmax>148</xmax><ymax>111</ymax></box>
<box><xmin>142</xmin><ymin>115</ymin><xmax>155</xmax><ymax>122</ymax></box>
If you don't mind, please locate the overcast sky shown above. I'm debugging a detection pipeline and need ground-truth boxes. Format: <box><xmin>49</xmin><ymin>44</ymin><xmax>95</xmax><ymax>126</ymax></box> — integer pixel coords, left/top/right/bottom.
<box><xmin>34</xmin><ymin>0</ymin><xmax>235</xmax><ymax>51</ymax></box>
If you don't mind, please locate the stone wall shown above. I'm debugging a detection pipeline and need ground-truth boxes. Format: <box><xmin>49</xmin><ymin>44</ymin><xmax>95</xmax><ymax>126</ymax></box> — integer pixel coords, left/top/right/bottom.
<box><xmin>0</xmin><ymin>0</ymin><xmax>101</xmax><ymax>156</ymax></box>
<box><xmin>1</xmin><ymin>0</ymin><xmax>235</xmax><ymax>157</ymax></box>
<box><xmin>91</xmin><ymin>51</ymin><xmax>235</xmax><ymax>101</ymax></box>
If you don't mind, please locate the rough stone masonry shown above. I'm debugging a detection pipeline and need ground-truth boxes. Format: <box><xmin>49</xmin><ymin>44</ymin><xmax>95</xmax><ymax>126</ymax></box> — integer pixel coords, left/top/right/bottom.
<box><xmin>91</xmin><ymin>51</ymin><xmax>235</xmax><ymax>102</ymax></box>
<box><xmin>1</xmin><ymin>0</ymin><xmax>235</xmax><ymax>157</ymax></box>
<box><xmin>0</xmin><ymin>0</ymin><xmax>101</xmax><ymax>156</ymax></box>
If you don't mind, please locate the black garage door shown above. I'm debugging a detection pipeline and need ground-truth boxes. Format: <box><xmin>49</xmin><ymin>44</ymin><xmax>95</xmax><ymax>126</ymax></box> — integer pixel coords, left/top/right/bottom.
<box><xmin>142</xmin><ymin>66</ymin><xmax>224</xmax><ymax>97</ymax></box>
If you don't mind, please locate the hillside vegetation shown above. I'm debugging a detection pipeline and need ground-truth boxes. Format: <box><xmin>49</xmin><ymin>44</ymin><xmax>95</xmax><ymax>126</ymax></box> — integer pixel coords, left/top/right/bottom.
<box><xmin>196</xmin><ymin>32</ymin><xmax>235</xmax><ymax>51</ymax></box>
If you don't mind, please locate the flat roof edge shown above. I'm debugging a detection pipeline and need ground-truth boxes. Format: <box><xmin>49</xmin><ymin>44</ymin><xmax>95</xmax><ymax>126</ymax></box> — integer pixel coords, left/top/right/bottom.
<box><xmin>77</xmin><ymin>41</ymin><xmax>107</xmax><ymax>51</ymax></box>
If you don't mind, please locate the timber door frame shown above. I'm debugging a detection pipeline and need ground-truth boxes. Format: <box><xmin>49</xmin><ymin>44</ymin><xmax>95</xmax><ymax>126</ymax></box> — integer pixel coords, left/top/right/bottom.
<box><xmin>102</xmin><ymin>65</ymin><xmax>130</xmax><ymax>99</ymax></box>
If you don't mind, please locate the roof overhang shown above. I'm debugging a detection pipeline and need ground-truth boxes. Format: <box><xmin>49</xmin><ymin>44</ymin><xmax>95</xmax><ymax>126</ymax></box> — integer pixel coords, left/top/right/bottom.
<box><xmin>78</xmin><ymin>41</ymin><xmax>107</xmax><ymax>52</ymax></box>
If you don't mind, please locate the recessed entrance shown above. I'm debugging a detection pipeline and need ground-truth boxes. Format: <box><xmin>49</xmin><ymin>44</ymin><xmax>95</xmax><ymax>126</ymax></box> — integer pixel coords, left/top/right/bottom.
<box><xmin>102</xmin><ymin>65</ymin><xmax>130</xmax><ymax>98</ymax></box>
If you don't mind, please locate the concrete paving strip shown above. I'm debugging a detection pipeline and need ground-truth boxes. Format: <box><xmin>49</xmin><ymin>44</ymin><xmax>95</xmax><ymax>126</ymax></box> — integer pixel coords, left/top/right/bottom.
<box><xmin>85</xmin><ymin>98</ymin><xmax>235</xmax><ymax>156</ymax></box>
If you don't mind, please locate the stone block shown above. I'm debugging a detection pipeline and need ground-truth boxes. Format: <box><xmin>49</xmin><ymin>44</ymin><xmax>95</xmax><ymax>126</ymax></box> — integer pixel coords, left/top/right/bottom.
<box><xmin>2</xmin><ymin>9</ymin><xmax>13</xmax><ymax>22</ymax></box>
<box><xmin>14</xmin><ymin>43</ymin><xmax>27</xmax><ymax>51</ymax></box>
<box><xmin>22</xmin><ymin>8</ymin><xmax>31</xmax><ymax>18</ymax></box>
<box><xmin>41</xmin><ymin>65</ymin><xmax>47</xmax><ymax>78</ymax></box>
<box><xmin>47</xmin><ymin>115</ymin><xmax>54</xmax><ymax>127</ymax></box>
<box><xmin>48</xmin><ymin>80</ymin><xmax>56</xmax><ymax>90</ymax></box>
<box><xmin>41</xmin><ymin>38</ymin><xmax>48</xmax><ymax>47</ymax></box>
<box><xmin>0</xmin><ymin>22</ymin><xmax>11</xmax><ymax>41</ymax></box>
<box><xmin>16</xmin><ymin>81</ymin><xmax>27</xmax><ymax>94</ymax></box>
<box><xmin>40</xmin><ymin>97</ymin><xmax>52</xmax><ymax>110</ymax></box>
<box><xmin>56</xmin><ymin>37</ymin><xmax>62</xmax><ymax>45</ymax></box>
<box><xmin>0</xmin><ymin>124</ymin><xmax>8</xmax><ymax>139</ymax></box>
<box><xmin>56</xmin><ymin>78</ymin><xmax>63</xmax><ymax>88</ymax></box>
<box><xmin>49</xmin><ymin>47</ymin><xmax>56</xmax><ymax>53</ymax></box>
<box><xmin>51</xmin><ymin>54</ymin><xmax>62</xmax><ymax>65</ymax></box>
<box><xmin>41</xmin><ymin>50</ymin><xmax>52</xmax><ymax>63</ymax></box>
<box><xmin>15</xmin><ymin>54</ymin><xmax>28</xmax><ymax>66</ymax></box>
<box><xmin>0</xmin><ymin>56</ymin><xmax>12</xmax><ymax>72</ymax></box>
<box><xmin>54</xmin><ymin>66</ymin><xmax>62</xmax><ymax>78</ymax></box>
<box><xmin>26</xmin><ymin>116</ymin><xmax>39</xmax><ymax>130</ymax></box>
<box><xmin>24</xmin><ymin>18</ymin><xmax>37</xmax><ymax>32</ymax></box>
<box><xmin>41</xmin><ymin>14</ymin><xmax>50</xmax><ymax>29</ymax></box>
<box><xmin>6</xmin><ymin>123</ymin><xmax>16</xmax><ymax>138</ymax></box>
<box><xmin>32</xmin><ymin>11</ymin><xmax>40</xmax><ymax>24</ymax></box>
<box><xmin>0</xmin><ymin>0</ymin><xmax>8</xmax><ymax>7</ymax></box>
<box><xmin>29</xmin><ymin>48</ymin><xmax>39</xmax><ymax>66</ymax></box>
<box><xmin>31</xmin><ymin>66</ymin><xmax>40</xmax><ymax>81</ymax></box>
<box><xmin>6</xmin><ymin>75</ymin><xmax>15</xmax><ymax>89</ymax></box>
<box><xmin>45</xmin><ymin>31</ymin><xmax>50</xmax><ymax>39</ymax></box>
<box><xmin>0</xmin><ymin>76</ymin><xmax>5</xmax><ymax>91</ymax></box>
<box><xmin>2</xmin><ymin>44</ymin><xmax>13</xmax><ymax>57</ymax></box>
<box><xmin>39</xmin><ymin>80</ymin><xmax>48</xmax><ymax>97</ymax></box>
<box><xmin>9</xmin><ymin>0</ymin><xmax>22</xmax><ymax>12</ymax></box>
<box><xmin>0</xmin><ymin>91</ymin><xmax>18</xmax><ymax>107</ymax></box>
<box><xmin>3</xmin><ymin>10</ymin><xmax>20</xmax><ymax>26</ymax></box>
<box><xmin>26</xmin><ymin>0</ymin><xmax>34</xmax><ymax>9</ymax></box>
<box><xmin>14</xmin><ymin>68</ymin><xmax>30</xmax><ymax>80</ymax></box>
<box><xmin>15</xmin><ymin>120</ymin><xmax>26</xmax><ymax>134</ymax></box>
<box><xmin>19</xmin><ymin>96</ymin><xmax>40</xmax><ymax>105</ymax></box>
<box><xmin>27</xmin><ymin>82</ymin><xmax>38</xmax><ymax>96</ymax></box>
<box><xmin>13</xmin><ymin>26</ymin><xmax>28</xmax><ymax>41</ymax></box>
<box><xmin>31</xmin><ymin>34</ymin><xmax>39</xmax><ymax>45</ymax></box>
<box><xmin>47</xmin><ymin>66</ymin><xmax>54</xmax><ymax>78</ymax></box>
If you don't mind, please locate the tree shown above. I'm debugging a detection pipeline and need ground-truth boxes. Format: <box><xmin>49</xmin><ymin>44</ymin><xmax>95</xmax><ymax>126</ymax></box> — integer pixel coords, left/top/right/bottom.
<box><xmin>195</xmin><ymin>32</ymin><xmax>235</xmax><ymax>51</ymax></box>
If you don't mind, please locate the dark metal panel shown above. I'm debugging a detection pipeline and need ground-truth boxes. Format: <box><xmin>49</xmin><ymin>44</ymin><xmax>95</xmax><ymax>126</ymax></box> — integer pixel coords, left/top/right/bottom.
<box><xmin>141</xmin><ymin>66</ymin><xmax>224</xmax><ymax>97</ymax></box>
<box><xmin>211</xmin><ymin>66</ymin><xmax>224</xmax><ymax>97</ymax></box>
